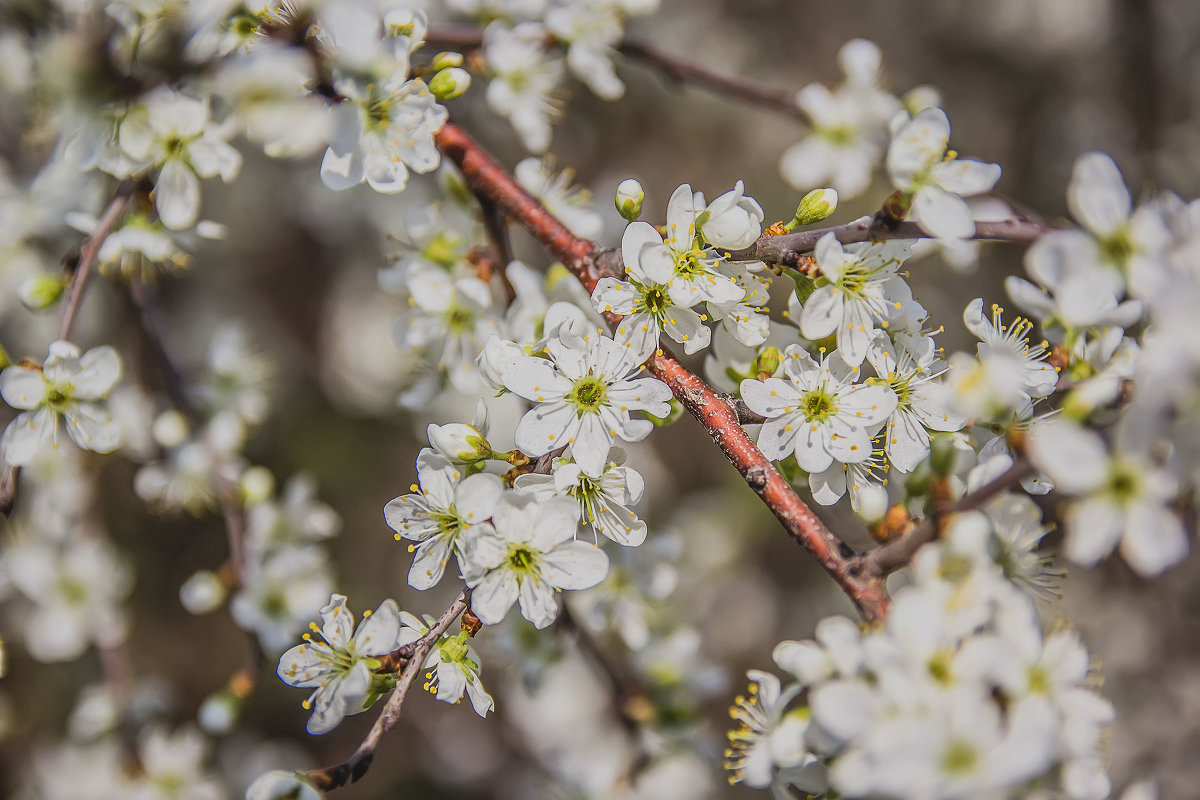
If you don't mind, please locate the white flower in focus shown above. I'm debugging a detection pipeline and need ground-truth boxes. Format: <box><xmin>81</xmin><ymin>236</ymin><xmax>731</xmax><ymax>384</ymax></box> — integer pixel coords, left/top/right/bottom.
<box><xmin>0</xmin><ymin>340</ymin><xmax>122</xmax><ymax>467</ymax></box>
<box><xmin>484</xmin><ymin>22</ymin><xmax>563</xmax><ymax>153</ymax></box>
<box><xmin>515</xmin><ymin>157</ymin><xmax>603</xmax><ymax>239</ymax></box>
<box><xmin>514</xmin><ymin>449</ymin><xmax>647</xmax><ymax>545</ymax></box>
<box><xmin>276</xmin><ymin>594</ymin><xmax>402</xmax><ymax>734</ymax></box>
<box><xmin>800</xmin><ymin>234</ymin><xmax>914</xmax><ymax>366</ymax></box>
<box><xmin>384</xmin><ymin>449</ymin><xmax>503</xmax><ymax>590</ymax></box>
<box><xmin>866</xmin><ymin>332</ymin><xmax>966</xmax><ymax>472</ymax></box>
<box><xmin>1028</xmin><ymin>420</ymin><xmax>1187</xmax><ymax>576</ymax></box>
<box><xmin>697</xmin><ymin>180</ymin><xmax>764</xmax><ymax>250</ymax></box>
<box><xmin>705</xmin><ymin>261</ymin><xmax>771</xmax><ymax>348</ymax></box>
<box><xmin>950</xmin><ymin>298</ymin><xmax>1057</xmax><ymax>418</ymax></box>
<box><xmin>117</xmin><ymin>88</ymin><xmax>242</xmax><ymax>230</ymax></box>
<box><xmin>397</xmin><ymin>612</ymin><xmax>494</xmax><ymax>717</ymax></box>
<box><xmin>740</xmin><ymin>346</ymin><xmax>897</xmax><ymax>473</ymax></box>
<box><xmin>461</xmin><ymin>492</ymin><xmax>609</xmax><ymax>628</ymax></box>
<box><xmin>808</xmin><ymin>444</ymin><xmax>889</xmax><ymax>520</ymax></box>
<box><xmin>502</xmin><ymin>331</ymin><xmax>673</xmax><ymax>475</ymax></box>
<box><xmin>887</xmin><ymin>108</ymin><xmax>1001</xmax><ymax>240</ymax></box>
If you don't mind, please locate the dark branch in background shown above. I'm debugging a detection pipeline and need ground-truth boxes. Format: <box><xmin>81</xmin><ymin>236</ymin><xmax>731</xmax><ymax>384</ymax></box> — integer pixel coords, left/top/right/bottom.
<box><xmin>422</xmin><ymin>27</ymin><xmax>806</xmax><ymax>120</ymax></box>
<box><xmin>0</xmin><ymin>467</ymin><xmax>16</xmax><ymax>518</ymax></box>
<box><xmin>435</xmin><ymin>122</ymin><xmax>890</xmax><ymax>621</ymax></box>
<box><xmin>863</xmin><ymin>457</ymin><xmax>1037</xmax><ymax>576</ymax></box>
<box><xmin>475</xmin><ymin>193</ymin><xmax>517</xmax><ymax>304</ymax></box>
<box><xmin>308</xmin><ymin>590</ymin><xmax>472</xmax><ymax>791</ymax></box>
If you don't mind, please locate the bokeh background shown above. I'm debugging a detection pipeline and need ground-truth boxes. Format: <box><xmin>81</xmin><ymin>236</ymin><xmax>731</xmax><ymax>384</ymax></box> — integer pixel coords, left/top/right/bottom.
<box><xmin>2</xmin><ymin>0</ymin><xmax>1199</xmax><ymax>797</ymax></box>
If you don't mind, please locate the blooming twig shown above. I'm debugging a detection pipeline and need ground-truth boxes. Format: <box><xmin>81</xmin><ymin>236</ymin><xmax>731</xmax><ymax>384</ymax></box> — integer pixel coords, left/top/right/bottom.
<box><xmin>434</xmin><ymin>122</ymin><xmax>890</xmax><ymax>620</ymax></box>
<box><xmin>726</xmin><ymin>216</ymin><xmax>1052</xmax><ymax>268</ymax></box>
<box><xmin>306</xmin><ymin>589</ymin><xmax>472</xmax><ymax>791</ymax></box>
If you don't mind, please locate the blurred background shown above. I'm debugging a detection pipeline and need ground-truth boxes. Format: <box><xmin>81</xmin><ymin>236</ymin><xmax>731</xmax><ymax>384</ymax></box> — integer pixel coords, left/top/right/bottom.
<box><xmin>1</xmin><ymin>0</ymin><xmax>1199</xmax><ymax>797</ymax></box>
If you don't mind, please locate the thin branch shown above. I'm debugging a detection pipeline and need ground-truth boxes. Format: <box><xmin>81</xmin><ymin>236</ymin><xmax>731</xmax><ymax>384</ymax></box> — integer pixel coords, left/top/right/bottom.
<box><xmin>0</xmin><ymin>467</ymin><xmax>17</xmax><ymax>518</ymax></box>
<box><xmin>726</xmin><ymin>216</ymin><xmax>1052</xmax><ymax>268</ymax></box>
<box><xmin>307</xmin><ymin>589</ymin><xmax>472</xmax><ymax>791</ymax></box>
<box><xmin>422</xmin><ymin>27</ymin><xmax>806</xmax><ymax>120</ymax></box>
<box><xmin>476</xmin><ymin>193</ymin><xmax>516</xmax><ymax>304</ymax></box>
<box><xmin>863</xmin><ymin>457</ymin><xmax>1037</xmax><ymax>576</ymax></box>
<box><xmin>60</xmin><ymin>188</ymin><xmax>132</xmax><ymax>342</ymax></box>
<box><xmin>434</xmin><ymin>122</ymin><xmax>889</xmax><ymax>620</ymax></box>
<box><xmin>617</xmin><ymin>38</ymin><xmax>805</xmax><ymax>119</ymax></box>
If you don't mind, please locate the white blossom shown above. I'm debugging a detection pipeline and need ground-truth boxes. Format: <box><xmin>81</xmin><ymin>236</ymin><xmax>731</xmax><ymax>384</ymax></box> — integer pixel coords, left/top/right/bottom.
<box><xmin>461</xmin><ymin>492</ymin><xmax>609</xmax><ymax>628</ymax></box>
<box><xmin>1</xmin><ymin>341</ymin><xmax>122</xmax><ymax>467</ymax></box>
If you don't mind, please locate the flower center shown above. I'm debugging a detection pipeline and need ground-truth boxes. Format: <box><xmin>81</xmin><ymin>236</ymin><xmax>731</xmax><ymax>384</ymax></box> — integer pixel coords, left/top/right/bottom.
<box><xmin>1106</xmin><ymin>460</ymin><xmax>1141</xmax><ymax>504</ymax></box>
<box><xmin>445</xmin><ymin>304</ymin><xmax>475</xmax><ymax>333</ymax></box>
<box><xmin>1099</xmin><ymin>229</ymin><xmax>1134</xmax><ymax>269</ymax></box>
<box><xmin>45</xmin><ymin>386</ymin><xmax>72</xmax><ymax>411</ymax></box>
<box><xmin>507</xmin><ymin>545</ymin><xmax>537</xmax><ymax>573</ymax></box>
<box><xmin>940</xmin><ymin>740</ymin><xmax>979</xmax><ymax>775</ymax></box>
<box><xmin>641</xmin><ymin>285</ymin><xmax>670</xmax><ymax>318</ymax></box>
<box><xmin>568</xmin><ymin>375</ymin><xmax>608</xmax><ymax>415</ymax></box>
<box><xmin>801</xmin><ymin>388</ymin><xmax>836</xmax><ymax>422</ymax></box>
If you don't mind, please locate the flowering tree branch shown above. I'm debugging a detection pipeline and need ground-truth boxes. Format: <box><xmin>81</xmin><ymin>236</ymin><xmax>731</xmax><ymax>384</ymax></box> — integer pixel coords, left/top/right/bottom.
<box><xmin>435</xmin><ymin>122</ymin><xmax>890</xmax><ymax>620</ymax></box>
<box><xmin>306</xmin><ymin>589</ymin><xmax>472</xmax><ymax>791</ymax></box>
<box><xmin>863</xmin><ymin>456</ymin><xmax>1037</xmax><ymax>576</ymax></box>
<box><xmin>726</xmin><ymin>216</ymin><xmax>1052</xmax><ymax>268</ymax></box>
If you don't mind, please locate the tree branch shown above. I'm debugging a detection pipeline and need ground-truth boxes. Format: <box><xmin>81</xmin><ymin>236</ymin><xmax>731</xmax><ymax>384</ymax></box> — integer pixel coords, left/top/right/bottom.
<box><xmin>422</xmin><ymin>27</ymin><xmax>806</xmax><ymax>120</ymax></box>
<box><xmin>726</xmin><ymin>216</ymin><xmax>1052</xmax><ymax>268</ymax></box>
<box><xmin>434</xmin><ymin>122</ymin><xmax>889</xmax><ymax>620</ymax></box>
<box><xmin>307</xmin><ymin>589</ymin><xmax>472</xmax><ymax>791</ymax></box>
<box><xmin>60</xmin><ymin>187</ymin><xmax>132</xmax><ymax>342</ymax></box>
<box><xmin>863</xmin><ymin>457</ymin><xmax>1037</xmax><ymax>576</ymax></box>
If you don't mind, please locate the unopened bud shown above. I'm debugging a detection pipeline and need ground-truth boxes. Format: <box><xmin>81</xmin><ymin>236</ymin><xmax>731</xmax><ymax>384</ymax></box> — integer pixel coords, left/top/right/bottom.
<box><xmin>429</xmin><ymin>67</ymin><xmax>470</xmax><ymax>100</ymax></box>
<box><xmin>198</xmin><ymin>689</ymin><xmax>241</xmax><ymax>736</ymax></box>
<box><xmin>17</xmin><ymin>274</ymin><xmax>65</xmax><ymax>311</ymax></box>
<box><xmin>789</xmin><ymin>188</ymin><xmax>838</xmax><ymax>228</ymax></box>
<box><xmin>752</xmin><ymin>346</ymin><xmax>781</xmax><ymax>378</ymax></box>
<box><xmin>152</xmin><ymin>409</ymin><xmax>190</xmax><ymax>449</ymax></box>
<box><xmin>615</xmin><ymin>178</ymin><xmax>644</xmax><ymax>222</ymax></box>
<box><xmin>180</xmin><ymin>570</ymin><xmax>226</xmax><ymax>615</ymax></box>
<box><xmin>646</xmin><ymin>397</ymin><xmax>683</xmax><ymax>427</ymax></box>
<box><xmin>928</xmin><ymin>434</ymin><xmax>956</xmax><ymax>477</ymax></box>
<box><xmin>246</xmin><ymin>770</ymin><xmax>323</xmax><ymax>800</ymax></box>
<box><xmin>240</xmin><ymin>465</ymin><xmax>276</xmax><ymax>504</ymax></box>
<box><xmin>427</xmin><ymin>421</ymin><xmax>493</xmax><ymax>464</ymax></box>
<box><xmin>430</xmin><ymin>51</ymin><xmax>463</xmax><ymax>70</ymax></box>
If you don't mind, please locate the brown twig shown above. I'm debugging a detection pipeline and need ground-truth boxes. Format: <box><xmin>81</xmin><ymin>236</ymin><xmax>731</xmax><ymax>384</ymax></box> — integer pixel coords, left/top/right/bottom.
<box><xmin>727</xmin><ymin>217</ymin><xmax>1052</xmax><ymax>268</ymax></box>
<box><xmin>422</xmin><ymin>27</ymin><xmax>806</xmax><ymax>120</ymax></box>
<box><xmin>0</xmin><ymin>467</ymin><xmax>17</xmax><ymax>518</ymax></box>
<box><xmin>60</xmin><ymin>188</ymin><xmax>132</xmax><ymax>342</ymax></box>
<box><xmin>307</xmin><ymin>589</ymin><xmax>472</xmax><ymax>790</ymax></box>
<box><xmin>863</xmin><ymin>457</ymin><xmax>1037</xmax><ymax>576</ymax></box>
<box><xmin>435</xmin><ymin>122</ymin><xmax>890</xmax><ymax>620</ymax></box>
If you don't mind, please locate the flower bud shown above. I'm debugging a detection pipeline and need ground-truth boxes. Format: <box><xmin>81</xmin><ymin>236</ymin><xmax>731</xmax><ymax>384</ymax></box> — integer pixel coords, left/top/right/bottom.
<box><xmin>791</xmin><ymin>188</ymin><xmax>838</xmax><ymax>227</ymax></box>
<box><xmin>429</xmin><ymin>67</ymin><xmax>470</xmax><ymax>100</ymax></box>
<box><xmin>928</xmin><ymin>434</ymin><xmax>956</xmax><ymax>477</ymax></box>
<box><xmin>152</xmin><ymin>409</ymin><xmax>190</xmax><ymax>449</ymax></box>
<box><xmin>17</xmin><ymin>274</ymin><xmax>65</xmax><ymax>311</ymax></box>
<box><xmin>853</xmin><ymin>484</ymin><xmax>889</xmax><ymax>524</ymax></box>
<box><xmin>698</xmin><ymin>180</ymin><xmax>764</xmax><ymax>249</ymax></box>
<box><xmin>180</xmin><ymin>570</ymin><xmax>226</xmax><ymax>615</ymax></box>
<box><xmin>240</xmin><ymin>465</ymin><xmax>276</xmax><ymax>504</ymax></box>
<box><xmin>427</xmin><ymin>421</ymin><xmax>493</xmax><ymax>464</ymax></box>
<box><xmin>198</xmin><ymin>689</ymin><xmax>241</xmax><ymax>735</ymax></box>
<box><xmin>615</xmin><ymin>178</ymin><xmax>644</xmax><ymax>222</ymax></box>
<box><xmin>430</xmin><ymin>51</ymin><xmax>463</xmax><ymax>70</ymax></box>
<box><xmin>752</xmin><ymin>346</ymin><xmax>781</xmax><ymax>378</ymax></box>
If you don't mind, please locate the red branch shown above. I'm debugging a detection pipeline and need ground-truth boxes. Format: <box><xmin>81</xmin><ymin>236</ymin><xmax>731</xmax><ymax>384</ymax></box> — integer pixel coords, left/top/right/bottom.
<box><xmin>435</xmin><ymin>122</ymin><xmax>889</xmax><ymax>620</ymax></box>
